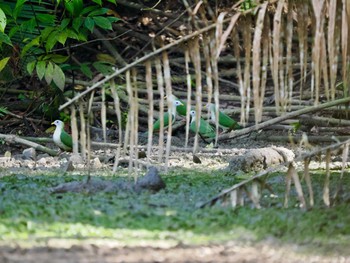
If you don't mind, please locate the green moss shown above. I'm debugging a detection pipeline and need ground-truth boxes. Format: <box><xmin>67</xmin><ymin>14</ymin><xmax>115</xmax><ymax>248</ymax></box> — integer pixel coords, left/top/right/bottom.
<box><xmin>0</xmin><ymin>169</ymin><xmax>349</xmax><ymax>253</ymax></box>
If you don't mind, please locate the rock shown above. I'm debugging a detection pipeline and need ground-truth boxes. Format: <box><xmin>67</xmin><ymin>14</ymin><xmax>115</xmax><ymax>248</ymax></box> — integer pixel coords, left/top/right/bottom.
<box><xmin>226</xmin><ymin>147</ymin><xmax>295</xmax><ymax>173</ymax></box>
<box><xmin>22</xmin><ymin>148</ymin><xmax>36</xmax><ymax>160</ymax></box>
<box><xmin>91</xmin><ymin>157</ymin><xmax>102</xmax><ymax>169</ymax></box>
<box><xmin>134</xmin><ymin>166</ymin><xmax>166</xmax><ymax>192</ymax></box>
<box><xmin>193</xmin><ymin>154</ymin><xmax>202</xmax><ymax>164</ymax></box>
<box><xmin>69</xmin><ymin>154</ymin><xmax>84</xmax><ymax>165</ymax></box>
<box><xmin>62</xmin><ymin>160</ymin><xmax>74</xmax><ymax>172</ymax></box>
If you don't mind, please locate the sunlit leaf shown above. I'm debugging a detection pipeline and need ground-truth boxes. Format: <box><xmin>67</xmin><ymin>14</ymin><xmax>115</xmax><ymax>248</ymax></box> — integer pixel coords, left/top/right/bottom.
<box><xmin>26</xmin><ymin>60</ymin><xmax>36</xmax><ymax>75</ymax></box>
<box><xmin>36</xmin><ymin>61</ymin><xmax>46</xmax><ymax>80</ymax></box>
<box><xmin>0</xmin><ymin>57</ymin><xmax>10</xmax><ymax>72</ymax></box>
<box><xmin>45</xmin><ymin>62</ymin><xmax>54</xmax><ymax>84</ymax></box>
<box><xmin>0</xmin><ymin>8</ymin><xmax>6</xmax><ymax>32</ymax></box>
<box><xmin>45</xmin><ymin>31</ymin><xmax>58</xmax><ymax>51</ymax></box>
<box><xmin>52</xmin><ymin>64</ymin><xmax>65</xmax><ymax>91</ymax></box>
<box><xmin>57</xmin><ymin>31</ymin><xmax>68</xmax><ymax>45</ymax></box>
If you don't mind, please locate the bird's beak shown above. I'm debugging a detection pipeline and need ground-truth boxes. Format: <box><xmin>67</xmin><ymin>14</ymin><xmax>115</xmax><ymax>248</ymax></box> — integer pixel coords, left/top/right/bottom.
<box><xmin>51</xmin><ymin>122</ymin><xmax>55</xmax><ymax>125</ymax></box>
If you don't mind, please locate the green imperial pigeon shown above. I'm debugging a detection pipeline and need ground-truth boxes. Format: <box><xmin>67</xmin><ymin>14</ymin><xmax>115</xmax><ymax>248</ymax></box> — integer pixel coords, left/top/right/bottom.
<box><xmin>206</xmin><ymin>103</ymin><xmax>241</xmax><ymax>130</ymax></box>
<box><xmin>153</xmin><ymin>100</ymin><xmax>183</xmax><ymax>132</ymax></box>
<box><xmin>166</xmin><ymin>94</ymin><xmax>187</xmax><ymax>116</ymax></box>
<box><xmin>189</xmin><ymin>110</ymin><xmax>216</xmax><ymax>138</ymax></box>
<box><xmin>52</xmin><ymin>120</ymin><xmax>73</xmax><ymax>151</ymax></box>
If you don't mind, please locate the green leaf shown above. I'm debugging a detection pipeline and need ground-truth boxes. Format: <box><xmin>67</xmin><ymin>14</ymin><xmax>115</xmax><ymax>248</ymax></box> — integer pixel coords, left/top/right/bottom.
<box><xmin>36</xmin><ymin>61</ymin><xmax>46</xmax><ymax>80</ymax></box>
<box><xmin>72</xmin><ymin>17</ymin><xmax>83</xmax><ymax>32</ymax></box>
<box><xmin>81</xmin><ymin>6</ymin><xmax>98</xmax><ymax>16</ymax></box>
<box><xmin>93</xmin><ymin>61</ymin><xmax>114</xmax><ymax>76</ymax></box>
<box><xmin>57</xmin><ymin>31</ymin><xmax>68</xmax><ymax>45</ymax></box>
<box><xmin>49</xmin><ymin>54</ymin><xmax>69</xmax><ymax>64</ymax></box>
<box><xmin>107</xmin><ymin>17</ymin><xmax>120</xmax><ymax>23</ymax></box>
<box><xmin>60</xmin><ymin>18</ymin><xmax>71</xmax><ymax>29</ymax></box>
<box><xmin>45</xmin><ymin>31</ymin><xmax>58</xmax><ymax>51</ymax></box>
<box><xmin>13</xmin><ymin>0</ymin><xmax>26</xmax><ymax>20</ymax></box>
<box><xmin>0</xmin><ymin>8</ymin><xmax>7</xmax><ymax>32</ymax></box>
<box><xmin>0</xmin><ymin>31</ymin><xmax>12</xmax><ymax>46</ymax></box>
<box><xmin>41</xmin><ymin>27</ymin><xmax>55</xmax><ymax>40</ymax></box>
<box><xmin>84</xmin><ymin>17</ymin><xmax>95</xmax><ymax>32</ymax></box>
<box><xmin>92</xmin><ymin>0</ymin><xmax>102</xmax><ymax>6</ymax></box>
<box><xmin>21</xmin><ymin>36</ymin><xmax>40</xmax><ymax>57</ymax></box>
<box><xmin>0</xmin><ymin>57</ymin><xmax>10</xmax><ymax>73</ymax></box>
<box><xmin>80</xmin><ymin>63</ymin><xmax>92</xmax><ymax>79</ymax></box>
<box><xmin>64</xmin><ymin>1</ymin><xmax>74</xmax><ymax>16</ymax></box>
<box><xmin>52</xmin><ymin>64</ymin><xmax>65</xmax><ymax>91</ymax></box>
<box><xmin>22</xmin><ymin>17</ymin><xmax>36</xmax><ymax>33</ymax></box>
<box><xmin>26</xmin><ymin>60</ymin><xmax>36</xmax><ymax>75</ymax></box>
<box><xmin>88</xmin><ymin>8</ymin><xmax>108</xmax><ymax>17</ymax></box>
<box><xmin>107</xmin><ymin>0</ymin><xmax>117</xmax><ymax>4</ymax></box>
<box><xmin>93</xmin><ymin>16</ymin><xmax>112</xmax><ymax>30</ymax></box>
<box><xmin>77</xmin><ymin>31</ymin><xmax>87</xmax><ymax>42</ymax></box>
<box><xmin>36</xmin><ymin>14</ymin><xmax>55</xmax><ymax>25</ymax></box>
<box><xmin>8</xmin><ymin>26</ymin><xmax>19</xmax><ymax>38</ymax></box>
<box><xmin>45</xmin><ymin>62</ymin><xmax>54</xmax><ymax>84</ymax></box>
<box><xmin>66</xmin><ymin>0</ymin><xmax>83</xmax><ymax>17</ymax></box>
<box><xmin>66</xmin><ymin>29</ymin><xmax>79</xmax><ymax>40</ymax></box>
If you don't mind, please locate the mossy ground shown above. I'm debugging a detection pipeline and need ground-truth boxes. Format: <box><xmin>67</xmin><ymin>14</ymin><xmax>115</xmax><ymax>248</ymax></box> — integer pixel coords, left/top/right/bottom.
<box><xmin>0</xmin><ymin>168</ymin><xmax>349</xmax><ymax>255</ymax></box>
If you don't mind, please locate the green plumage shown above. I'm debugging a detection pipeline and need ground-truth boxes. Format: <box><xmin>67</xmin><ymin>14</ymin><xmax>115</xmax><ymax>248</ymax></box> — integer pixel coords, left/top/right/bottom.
<box><xmin>189</xmin><ymin>110</ymin><xmax>216</xmax><ymax>138</ymax></box>
<box><xmin>207</xmin><ymin>103</ymin><xmax>241</xmax><ymax>130</ymax></box>
<box><xmin>153</xmin><ymin>100</ymin><xmax>183</xmax><ymax>132</ymax></box>
<box><xmin>52</xmin><ymin>120</ymin><xmax>73</xmax><ymax>151</ymax></box>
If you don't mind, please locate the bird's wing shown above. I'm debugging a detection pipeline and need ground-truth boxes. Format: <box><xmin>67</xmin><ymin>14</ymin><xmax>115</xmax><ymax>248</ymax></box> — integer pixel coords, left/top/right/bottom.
<box><xmin>153</xmin><ymin>112</ymin><xmax>172</xmax><ymax>131</ymax></box>
<box><xmin>60</xmin><ymin>130</ymin><xmax>73</xmax><ymax>148</ymax></box>
<box><xmin>218</xmin><ymin>111</ymin><xmax>241</xmax><ymax>129</ymax></box>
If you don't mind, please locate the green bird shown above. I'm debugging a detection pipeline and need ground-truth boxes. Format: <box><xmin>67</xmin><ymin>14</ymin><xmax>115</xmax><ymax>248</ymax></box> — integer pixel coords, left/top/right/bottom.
<box><xmin>189</xmin><ymin>110</ymin><xmax>216</xmax><ymax>138</ymax></box>
<box><xmin>52</xmin><ymin>120</ymin><xmax>73</xmax><ymax>151</ymax></box>
<box><xmin>153</xmin><ymin>100</ymin><xmax>183</xmax><ymax>132</ymax></box>
<box><xmin>206</xmin><ymin>103</ymin><xmax>241</xmax><ymax>130</ymax></box>
<box><xmin>166</xmin><ymin>94</ymin><xmax>187</xmax><ymax>116</ymax></box>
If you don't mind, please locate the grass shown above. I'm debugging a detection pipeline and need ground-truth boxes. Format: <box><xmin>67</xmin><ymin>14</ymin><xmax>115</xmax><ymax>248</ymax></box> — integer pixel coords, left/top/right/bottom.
<box><xmin>0</xmin><ymin>168</ymin><xmax>349</xmax><ymax>253</ymax></box>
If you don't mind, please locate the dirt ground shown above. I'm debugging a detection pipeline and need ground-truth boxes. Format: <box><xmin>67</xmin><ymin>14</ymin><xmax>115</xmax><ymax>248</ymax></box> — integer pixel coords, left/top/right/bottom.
<box><xmin>1</xmin><ymin>240</ymin><xmax>349</xmax><ymax>263</ymax></box>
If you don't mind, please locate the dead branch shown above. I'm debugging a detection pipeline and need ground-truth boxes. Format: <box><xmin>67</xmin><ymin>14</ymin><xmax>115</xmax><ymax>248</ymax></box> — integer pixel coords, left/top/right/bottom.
<box><xmin>218</xmin><ymin>97</ymin><xmax>350</xmax><ymax>141</ymax></box>
<box><xmin>0</xmin><ymin>134</ymin><xmax>59</xmax><ymax>156</ymax></box>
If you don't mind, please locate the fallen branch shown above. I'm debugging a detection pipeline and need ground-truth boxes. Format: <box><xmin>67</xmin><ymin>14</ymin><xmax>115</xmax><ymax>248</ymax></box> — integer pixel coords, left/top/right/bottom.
<box><xmin>197</xmin><ymin>138</ymin><xmax>350</xmax><ymax>208</ymax></box>
<box><xmin>218</xmin><ymin>96</ymin><xmax>350</xmax><ymax>141</ymax></box>
<box><xmin>0</xmin><ymin>134</ymin><xmax>59</xmax><ymax>156</ymax></box>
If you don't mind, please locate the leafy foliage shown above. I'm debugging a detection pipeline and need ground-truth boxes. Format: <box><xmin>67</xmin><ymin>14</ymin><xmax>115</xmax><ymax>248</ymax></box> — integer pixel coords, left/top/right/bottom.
<box><xmin>0</xmin><ymin>0</ymin><xmax>120</xmax><ymax>90</ymax></box>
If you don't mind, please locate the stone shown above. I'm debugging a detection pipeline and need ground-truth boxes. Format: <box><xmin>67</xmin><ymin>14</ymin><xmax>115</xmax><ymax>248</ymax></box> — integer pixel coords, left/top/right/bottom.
<box><xmin>22</xmin><ymin>148</ymin><xmax>36</xmax><ymax>160</ymax></box>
